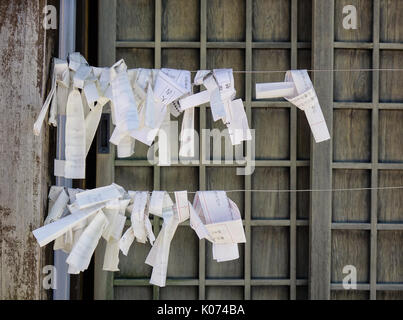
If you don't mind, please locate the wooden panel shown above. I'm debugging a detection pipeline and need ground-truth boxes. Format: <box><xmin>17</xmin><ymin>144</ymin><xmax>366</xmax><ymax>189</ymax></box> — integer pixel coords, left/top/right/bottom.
<box><xmin>162</xmin><ymin>0</ymin><xmax>200</xmax><ymax>41</ymax></box>
<box><xmin>0</xmin><ymin>0</ymin><xmax>54</xmax><ymax>299</ymax></box>
<box><xmin>161</xmin><ymin>167</ymin><xmax>199</xmax><ymax>202</ymax></box>
<box><xmin>378</xmin><ymin>110</ymin><xmax>403</xmax><ymax>162</ymax></box>
<box><xmin>251</xmin><ymin>227</ymin><xmax>290</xmax><ymax>278</ymax></box>
<box><xmin>297</xmin><ymin>0</ymin><xmax>312</xmax><ymax>42</ymax></box>
<box><xmin>331</xmin><ymin>290</ymin><xmax>369</xmax><ymax>300</ymax></box>
<box><xmin>377</xmin><ymin>291</ymin><xmax>403</xmax><ymax>300</ymax></box>
<box><xmin>167</xmin><ymin>226</ymin><xmax>199</xmax><ymax>278</ymax></box>
<box><xmin>252</xmin><ymin>49</ymin><xmax>290</xmax><ymax>100</ymax></box>
<box><xmin>251</xmin><ymin>167</ymin><xmax>290</xmax><ymax>219</ymax></box>
<box><xmin>115</xmin><ymin>167</ymin><xmax>153</xmax><ymax>191</ymax></box>
<box><xmin>380</xmin><ymin>0</ymin><xmax>403</xmax><ymax>43</ymax></box>
<box><xmin>334</xmin><ymin>49</ymin><xmax>372</xmax><ymax>102</ymax></box>
<box><xmin>160</xmin><ymin>286</ymin><xmax>198</xmax><ymax>299</ymax></box>
<box><xmin>297</xmin><ymin>167</ymin><xmax>310</xmax><ymax>220</ymax></box>
<box><xmin>207</xmin><ymin>49</ymin><xmax>245</xmax><ymax>99</ymax></box>
<box><xmin>296</xmin><ymin>286</ymin><xmax>308</xmax><ymax>300</ymax></box>
<box><xmin>207</xmin><ymin>0</ymin><xmax>245</xmax><ymax>41</ymax></box>
<box><xmin>162</xmin><ymin>48</ymin><xmax>200</xmax><ymax>70</ymax></box>
<box><xmin>331</xmin><ymin>230</ymin><xmax>370</xmax><ymax>283</ymax></box>
<box><xmin>377</xmin><ymin>231</ymin><xmax>403</xmax><ymax>283</ymax></box>
<box><xmin>251</xmin><ymin>286</ymin><xmax>289</xmax><ymax>300</ymax></box>
<box><xmin>252</xmin><ymin>0</ymin><xmax>291</xmax><ymax>42</ymax></box>
<box><xmin>116</xmin><ymin>239</ymin><xmax>152</xmax><ymax>278</ymax></box>
<box><xmin>332</xmin><ymin>169</ymin><xmax>371</xmax><ymax>223</ymax></box>
<box><xmin>297</xmin><ymin>110</ymin><xmax>311</xmax><ymax>160</ymax></box>
<box><xmin>206</xmin><ymin>167</ymin><xmax>244</xmax><ymax>218</ymax></box>
<box><xmin>379</xmin><ymin>50</ymin><xmax>403</xmax><ymax>102</ymax></box>
<box><xmin>206</xmin><ymin>286</ymin><xmax>244</xmax><ymax>300</ymax></box>
<box><xmin>253</xmin><ymin>108</ymin><xmax>290</xmax><ymax>160</ymax></box>
<box><xmin>116</xmin><ymin>0</ymin><xmax>155</xmax><ymax>41</ymax></box>
<box><xmin>334</xmin><ymin>0</ymin><xmax>373</xmax><ymax>42</ymax></box>
<box><xmin>206</xmin><ymin>242</ymin><xmax>244</xmax><ymax>278</ymax></box>
<box><xmin>333</xmin><ymin>110</ymin><xmax>371</xmax><ymax>162</ymax></box>
<box><xmin>116</xmin><ymin>48</ymin><xmax>154</xmax><ymax>69</ymax></box>
<box><xmin>378</xmin><ymin>170</ymin><xmax>403</xmax><ymax>223</ymax></box>
<box><xmin>297</xmin><ymin>227</ymin><xmax>309</xmax><ymax>279</ymax></box>
<box><xmin>114</xmin><ymin>286</ymin><xmax>153</xmax><ymax>300</ymax></box>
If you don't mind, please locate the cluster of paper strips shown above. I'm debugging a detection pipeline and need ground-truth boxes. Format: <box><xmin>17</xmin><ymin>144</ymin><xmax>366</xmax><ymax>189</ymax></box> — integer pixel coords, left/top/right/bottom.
<box><xmin>255</xmin><ymin>69</ymin><xmax>331</xmax><ymax>143</ymax></box>
<box><xmin>33</xmin><ymin>53</ymin><xmax>252</xmax><ymax>177</ymax></box>
<box><xmin>32</xmin><ymin>185</ymin><xmax>246</xmax><ymax>286</ymax></box>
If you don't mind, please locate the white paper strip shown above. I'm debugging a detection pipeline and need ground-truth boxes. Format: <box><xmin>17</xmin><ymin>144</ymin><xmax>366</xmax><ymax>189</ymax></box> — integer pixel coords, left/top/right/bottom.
<box><xmin>75</xmin><ymin>184</ymin><xmax>122</xmax><ymax>209</ymax></box>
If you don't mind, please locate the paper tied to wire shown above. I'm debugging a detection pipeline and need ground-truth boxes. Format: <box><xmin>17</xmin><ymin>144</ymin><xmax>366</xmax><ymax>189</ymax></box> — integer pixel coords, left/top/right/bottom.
<box><xmin>190</xmin><ymin>191</ymin><xmax>246</xmax><ymax>262</ymax></box>
<box><xmin>255</xmin><ymin>69</ymin><xmax>330</xmax><ymax>143</ymax></box>
<box><xmin>145</xmin><ymin>190</ymin><xmax>190</xmax><ymax>287</ymax></box>
<box><xmin>34</xmin><ymin>52</ymin><xmax>111</xmax><ymax>179</ymax></box>
<box><xmin>119</xmin><ymin>191</ymin><xmax>155</xmax><ymax>256</ymax></box>
<box><xmin>179</xmin><ymin>69</ymin><xmax>252</xmax><ymax>146</ymax></box>
<box><xmin>32</xmin><ymin>183</ymin><xmax>131</xmax><ymax>274</ymax></box>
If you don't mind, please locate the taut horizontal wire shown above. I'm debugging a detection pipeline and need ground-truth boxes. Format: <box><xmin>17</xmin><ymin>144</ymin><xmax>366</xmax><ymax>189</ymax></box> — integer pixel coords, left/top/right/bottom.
<box><xmin>188</xmin><ymin>68</ymin><xmax>403</xmax><ymax>73</ymax></box>
<box><xmin>158</xmin><ymin>186</ymin><xmax>403</xmax><ymax>194</ymax></box>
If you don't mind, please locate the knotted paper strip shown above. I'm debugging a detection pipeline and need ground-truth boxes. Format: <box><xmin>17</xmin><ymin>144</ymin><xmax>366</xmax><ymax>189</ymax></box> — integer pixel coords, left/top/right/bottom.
<box><xmin>190</xmin><ymin>191</ymin><xmax>246</xmax><ymax>262</ymax></box>
<box><xmin>255</xmin><ymin>69</ymin><xmax>330</xmax><ymax>143</ymax></box>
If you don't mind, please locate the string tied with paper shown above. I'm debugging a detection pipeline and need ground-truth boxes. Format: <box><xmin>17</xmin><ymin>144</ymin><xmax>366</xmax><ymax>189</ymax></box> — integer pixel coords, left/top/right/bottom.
<box><xmin>190</xmin><ymin>191</ymin><xmax>246</xmax><ymax>262</ymax></box>
<box><xmin>32</xmin><ymin>185</ymin><xmax>245</xmax><ymax>287</ymax></box>
<box><xmin>255</xmin><ymin>69</ymin><xmax>331</xmax><ymax>143</ymax></box>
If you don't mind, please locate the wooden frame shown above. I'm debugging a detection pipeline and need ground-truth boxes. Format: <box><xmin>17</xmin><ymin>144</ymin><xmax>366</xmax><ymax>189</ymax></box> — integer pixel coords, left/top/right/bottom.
<box><xmin>95</xmin><ymin>0</ymin><xmax>403</xmax><ymax>300</ymax></box>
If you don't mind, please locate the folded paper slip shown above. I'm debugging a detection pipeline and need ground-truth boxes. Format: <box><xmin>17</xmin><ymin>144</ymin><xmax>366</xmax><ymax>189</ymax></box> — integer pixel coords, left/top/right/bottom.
<box><xmin>190</xmin><ymin>191</ymin><xmax>246</xmax><ymax>262</ymax></box>
<box><xmin>255</xmin><ymin>69</ymin><xmax>330</xmax><ymax>143</ymax></box>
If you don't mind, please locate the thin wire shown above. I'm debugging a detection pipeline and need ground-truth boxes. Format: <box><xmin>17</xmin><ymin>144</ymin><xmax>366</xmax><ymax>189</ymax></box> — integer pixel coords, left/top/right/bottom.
<box><xmin>189</xmin><ymin>68</ymin><xmax>403</xmax><ymax>73</ymax></box>
<box><xmin>159</xmin><ymin>185</ymin><xmax>403</xmax><ymax>194</ymax></box>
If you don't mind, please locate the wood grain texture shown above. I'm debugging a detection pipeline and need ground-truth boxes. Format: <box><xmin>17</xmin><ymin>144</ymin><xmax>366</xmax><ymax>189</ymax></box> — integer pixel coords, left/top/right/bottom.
<box><xmin>162</xmin><ymin>0</ymin><xmax>200</xmax><ymax>41</ymax></box>
<box><xmin>160</xmin><ymin>286</ymin><xmax>198</xmax><ymax>299</ymax></box>
<box><xmin>207</xmin><ymin>0</ymin><xmax>245</xmax><ymax>41</ymax></box>
<box><xmin>116</xmin><ymin>48</ymin><xmax>154</xmax><ymax>69</ymax></box>
<box><xmin>377</xmin><ymin>231</ymin><xmax>403</xmax><ymax>283</ymax></box>
<box><xmin>380</xmin><ymin>0</ymin><xmax>403</xmax><ymax>43</ymax></box>
<box><xmin>252</xmin><ymin>227</ymin><xmax>290</xmax><ymax>278</ymax></box>
<box><xmin>333</xmin><ymin>110</ymin><xmax>371</xmax><ymax>162</ymax></box>
<box><xmin>252</xmin><ymin>108</ymin><xmax>290</xmax><ymax>160</ymax></box>
<box><xmin>297</xmin><ymin>0</ymin><xmax>312</xmax><ymax>42</ymax></box>
<box><xmin>206</xmin><ymin>242</ymin><xmax>244</xmax><ymax>278</ymax></box>
<box><xmin>378</xmin><ymin>110</ymin><xmax>403</xmax><ymax>162</ymax></box>
<box><xmin>332</xmin><ymin>169</ymin><xmax>371</xmax><ymax>222</ymax></box>
<box><xmin>251</xmin><ymin>167</ymin><xmax>290</xmax><ymax>219</ymax></box>
<box><xmin>206</xmin><ymin>286</ymin><xmax>244</xmax><ymax>299</ymax></box>
<box><xmin>115</xmin><ymin>166</ymin><xmax>153</xmax><ymax>191</ymax></box>
<box><xmin>334</xmin><ymin>0</ymin><xmax>373</xmax><ymax>42</ymax></box>
<box><xmin>251</xmin><ymin>286</ymin><xmax>289</xmax><ymax>299</ymax></box>
<box><xmin>334</xmin><ymin>49</ymin><xmax>372</xmax><ymax>102</ymax></box>
<box><xmin>297</xmin><ymin>167</ymin><xmax>310</xmax><ymax>219</ymax></box>
<box><xmin>331</xmin><ymin>290</ymin><xmax>369</xmax><ymax>300</ymax></box>
<box><xmin>252</xmin><ymin>0</ymin><xmax>290</xmax><ymax>42</ymax></box>
<box><xmin>379</xmin><ymin>50</ymin><xmax>403</xmax><ymax>103</ymax></box>
<box><xmin>0</xmin><ymin>0</ymin><xmax>55</xmax><ymax>299</ymax></box>
<box><xmin>331</xmin><ymin>230</ymin><xmax>370</xmax><ymax>283</ymax></box>
<box><xmin>116</xmin><ymin>0</ymin><xmax>155</xmax><ymax>41</ymax></box>
<box><xmin>377</xmin><ymin>170</ymin><xmax>403</xmax><ymax>223</ymax></box>
<box><xmin>296</xmin><ymin>227</ymin><xmax>309</xmax><ymax>279</ymax></box>
<box><xmin>114</xmin><ymin>286</ymin><xmax>153</xmax><ymax>299</ymax></box>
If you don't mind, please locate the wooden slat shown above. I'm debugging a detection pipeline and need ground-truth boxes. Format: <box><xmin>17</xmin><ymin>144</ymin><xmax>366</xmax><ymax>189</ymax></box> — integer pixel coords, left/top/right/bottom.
<box><xmin>310</xmin><ymin>0</ymin><xmax>334</xmax><ymax>300</ymax></box>
<box><xmin>244</xmin><ymin>0</ymin><xmax>252</xmax><ymax>301</ymax></box>
<box><xmin>94</xmin><ymin>0</ymin><xmax>116</xmax><ymax>301</ymax></box>
<box><xmin>370</xmin><ymin>0</ymin><xmax>380</xmax><ymax>300</ymax></box>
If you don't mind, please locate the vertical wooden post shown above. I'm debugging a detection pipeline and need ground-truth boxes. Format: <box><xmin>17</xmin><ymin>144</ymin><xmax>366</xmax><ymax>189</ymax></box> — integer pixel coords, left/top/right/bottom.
<box><xmin>94</xmin><ymin>0</ymin><xmax>116</xmax><ymax>300</ymax></box>
<box><xmin>309</xmin><ymin>0</ymin><xmax>334</xmax><ymax>300</ymax></box>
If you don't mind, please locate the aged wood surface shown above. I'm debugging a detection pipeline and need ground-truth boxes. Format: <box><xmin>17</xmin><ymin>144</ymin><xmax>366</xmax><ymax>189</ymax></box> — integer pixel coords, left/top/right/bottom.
<box><xmin>0</xmin><ymin>0</ymin><xmax>56</xmax><ymax>299</ymax></box>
